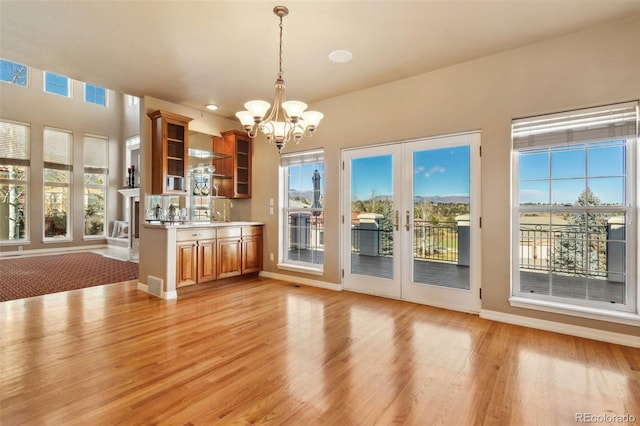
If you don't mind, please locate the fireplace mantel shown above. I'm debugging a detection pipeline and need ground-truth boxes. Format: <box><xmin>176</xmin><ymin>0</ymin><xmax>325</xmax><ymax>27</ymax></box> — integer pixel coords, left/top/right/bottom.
<box><xmin>117</xmin><ymin>188</ymin><xmax>140</xmax><ymax>261</ymax></box>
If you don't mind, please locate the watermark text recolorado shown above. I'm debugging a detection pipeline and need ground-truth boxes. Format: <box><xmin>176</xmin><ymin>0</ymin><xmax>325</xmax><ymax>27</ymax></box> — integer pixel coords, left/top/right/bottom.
<box><xmin>576</xmin><ymin>413</ymin><xmax>636</xmax><ymax>423</ymax></box>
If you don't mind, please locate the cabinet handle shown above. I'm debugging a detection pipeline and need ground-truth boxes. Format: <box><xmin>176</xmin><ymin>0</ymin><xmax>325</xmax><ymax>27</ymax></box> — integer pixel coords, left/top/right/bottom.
<box><xmin>405</xmin><ymin>211</ymin><xmax>411</xmax><ymax>231</ymax></box>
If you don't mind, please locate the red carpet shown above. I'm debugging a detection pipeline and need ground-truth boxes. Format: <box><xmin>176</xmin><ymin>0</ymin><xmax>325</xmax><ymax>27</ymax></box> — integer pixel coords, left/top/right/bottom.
<box><xmin>0</xmin><ymin>252</ymin><xmax>138</xmax><ymax>302</ymax></box>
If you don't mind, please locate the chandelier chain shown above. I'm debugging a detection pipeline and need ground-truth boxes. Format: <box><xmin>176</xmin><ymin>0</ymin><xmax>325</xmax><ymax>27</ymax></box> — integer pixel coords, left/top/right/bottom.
<box><xmin>278</xmin><ymin>15</ymin><xmax>284</xmax><ymax>80</ymax></box>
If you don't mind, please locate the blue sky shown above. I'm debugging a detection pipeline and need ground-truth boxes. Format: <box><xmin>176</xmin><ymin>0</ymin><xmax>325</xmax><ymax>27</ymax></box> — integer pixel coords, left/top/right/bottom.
<box><xmin>519</xmin><ymin>141</ymin><xmax>625</xmax><ymax>205</ymax></box>
<box><xmin>348</xmin><ymin>140</ymin><xmax>626</xmax><ymax>204</ymax></box>
<box><xmin>289</xmin><ymin>163</ymin><xmax>324</xmax><ymax>192</ymax></box>
<box><xmin>351</xmin><ymin>146</ymin><xmax>470</xmax><ymax>200</ymax></box>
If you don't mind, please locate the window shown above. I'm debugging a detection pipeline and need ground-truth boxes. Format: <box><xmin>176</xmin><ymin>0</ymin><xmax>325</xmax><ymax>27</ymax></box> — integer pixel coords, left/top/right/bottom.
<box><xmin>125</xmin><ymin>94</ymin><xmax>140</xmax><ymax>106</ymax></box>
<box><xmin>84</xmin><ymin>134</ymin><xmax>108</xmax><ymax>237</ymax></box>
<box><xmin>512</xmin><ymin>102</ymin><xmax>638</xmax><ymax>321</ymax></box>
<box><xmin>279</xmin><ymin>149</ymin><xmax>325</xmax><ymax>273</ymax></box>
<box><xmin>85</xmin><ymin>83</ymin><xmax>106</xmax><ymax>106</ymax></box>
<box><xmin>44</xmin><ymin>71</ymin><xmax>70</xmax><ymax>97</ymax></box>
<box><xmin>0</xmin><ymin>120</ymin><xmax>30</xmax><ymax>242</ymax></box>
<box><xmin>0</xmin><ymin>59</ymin><xmax>27</xmax><ymax>87</ymax></box>
<box><xmin>44</xmin><ymin>128</ymin><xmax>73</xmax><ymax>240</ymax></box>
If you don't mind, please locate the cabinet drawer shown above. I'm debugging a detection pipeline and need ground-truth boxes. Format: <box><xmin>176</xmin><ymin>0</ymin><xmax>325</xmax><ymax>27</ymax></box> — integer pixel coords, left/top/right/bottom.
<box><xmin>242</xmin><ymin>226</ymin><xmax>263</xmax><ymax>236</ymax></box>
<box><xmin>177</xmin><ymin>228</ymin><xmax>217</xmax><ymax>241</ymax></box>
<box><xmin>217</xmin><ymin>226</ymin><xmax>241</xmax><ymax>239</ymax></box>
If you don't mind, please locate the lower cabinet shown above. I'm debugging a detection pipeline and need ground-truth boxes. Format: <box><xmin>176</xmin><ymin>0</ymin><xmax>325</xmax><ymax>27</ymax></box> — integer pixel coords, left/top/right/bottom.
<box><xmin>176</xmin><ymin>228</ymin><xmax>217</xmax><ymax>287</ymax></box>
<box><xmin>217</xmin><ymin>227</ymin><xmax>242</xmax><ymax>279</ymax></box>
<box><xmin>242</xmin><ymin>226</ymin><xmax>263</xmax><ymax>274</ymax></box>
<box><xmin>217</xmin><ymin>225</ymin><xmax>263</xmax><ymax>279</ymax></box>
<box><xmin>177</xmin><ymin>225</ymin><xmax>263</xmax><ymax>287</ymax></box>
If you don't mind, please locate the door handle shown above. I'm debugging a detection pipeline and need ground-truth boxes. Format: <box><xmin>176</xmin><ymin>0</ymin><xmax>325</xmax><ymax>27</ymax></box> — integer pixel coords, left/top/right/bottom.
<box><xmin>405</xmin><ymin>210</ymin><xmax>411</xmax><ymax>231</ymax></box>
<box><xmin>394</xmin><ymin>210</ymin><xmax>399</xmax><ymax>231</ymax></box>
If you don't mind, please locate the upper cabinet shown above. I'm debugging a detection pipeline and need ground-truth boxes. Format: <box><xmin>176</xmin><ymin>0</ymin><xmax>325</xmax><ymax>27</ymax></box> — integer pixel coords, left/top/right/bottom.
<box><xmin>147</xmin><ymin>110</ymin><xmax>193</xmax><ymax>195</ymax></box>
<box><xmin>212</xmin><ymin>130</ymin><xmax>252</xmax><ymax>199</ymax></box>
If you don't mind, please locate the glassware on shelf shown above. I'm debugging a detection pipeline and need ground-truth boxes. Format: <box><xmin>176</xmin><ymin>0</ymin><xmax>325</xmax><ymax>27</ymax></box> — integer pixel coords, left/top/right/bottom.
<box><xmin>201</xmin><ymin>177</ymin><xmax>210</xmax><ymax>195</ymax></box>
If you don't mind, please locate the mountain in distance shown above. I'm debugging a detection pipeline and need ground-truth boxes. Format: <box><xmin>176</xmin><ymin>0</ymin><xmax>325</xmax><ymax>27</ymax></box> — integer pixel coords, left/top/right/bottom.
<box><xmin>414</xmin><ymin>195</ymin><xmax>469</xmax><ymax>204</ymax></box>
<box><xmin>289</xmin><ymin>190</ymin><xmax>315</xmax><ymax>200</ymax></box>
<box><xmin>355</xmin><ymin>194</ymin><xmax>469</xmax><ymax>204</ymax></box>
<box><xmin>295</xmin><ymin>189</ymin><xmax>470</xmax><ymax>204</ymax></box>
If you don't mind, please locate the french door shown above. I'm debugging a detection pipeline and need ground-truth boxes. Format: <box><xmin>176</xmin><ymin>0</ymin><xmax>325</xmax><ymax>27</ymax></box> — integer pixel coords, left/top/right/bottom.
<box><xmin>341</xmin><ymin>132</ymin><xmax>481</xmax><ymax>313</ymax></box>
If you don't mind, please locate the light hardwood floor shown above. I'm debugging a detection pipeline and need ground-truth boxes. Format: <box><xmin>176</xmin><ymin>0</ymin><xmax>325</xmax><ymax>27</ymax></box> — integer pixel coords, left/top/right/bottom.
<box><xmin>1</xmin><ymin>276</ymin><xmax>638</xmax><ymax>425</ymax></box>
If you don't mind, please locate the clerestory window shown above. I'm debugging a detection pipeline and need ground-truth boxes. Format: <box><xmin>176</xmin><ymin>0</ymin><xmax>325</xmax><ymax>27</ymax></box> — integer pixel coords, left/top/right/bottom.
<box><xmin>0</xmin><ymin>59</ymin><xmax>27</xmax><ymax>87</ymax></box>
<box><xmin>44</xmin><ymin>71</ymin><xmax>70</xmax><ymax>97</ymax></box>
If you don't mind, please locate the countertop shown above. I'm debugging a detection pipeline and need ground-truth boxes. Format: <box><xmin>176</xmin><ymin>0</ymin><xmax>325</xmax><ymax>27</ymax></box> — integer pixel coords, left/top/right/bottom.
<box><xmin>142</xmin><ymin>221</ymin><xmax>264</xmax><ymax>229</ymax></box>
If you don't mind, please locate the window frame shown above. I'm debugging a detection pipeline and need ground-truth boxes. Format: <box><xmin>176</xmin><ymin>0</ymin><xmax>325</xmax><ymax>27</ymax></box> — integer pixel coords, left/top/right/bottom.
<box><xmin>43</xmin><ymin>127</ymin><xmax>73</xmax><ymax>241</ymax></box>
<box><xmin>0</xmin><ymin>119</ymin><xmax>30</xmax><ymax>243</ymax></box>
<box><xmin>278</xmin><ymin>149</ymin><xmax>325</xmax><ymax>274</ymax></box>
<box><xmin>0</xmin><ymin>59</ymin><xmax>28</xmax><ymax>87</ymax></box>
<box><xmin>84</xmin><ymin>83</ymin><xmax>107</xmax><ymax>106</ymax></box>
<box><xmin>510</xmin><ymin>102</ymin><xmax>639</xmax><ymax>326</ymax></box>
<box><xmin>83</xmin><ymin>134</ymin><xmax>108</xmax><ymax>239</ymax></box>
<box><xmin>44</xmin><ymin>71</ymin><xmax>71</xmax><ymax>97</ymax></box>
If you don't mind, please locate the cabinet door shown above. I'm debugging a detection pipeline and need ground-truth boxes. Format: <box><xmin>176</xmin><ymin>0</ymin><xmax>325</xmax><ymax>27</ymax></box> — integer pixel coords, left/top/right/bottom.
<box><xmin>176</xmin><ymin>241</ymin><xmax>197</xmax><ymax>287</ymax></box>
<box><xmin>234</xmin><ymin>136</ymin><xmax>251</xmax><ymax>198</ymax></box>
<box><xmin>148</xmin><ymin>110</ymin><xmax>192</xmax><ymax>195</ymax></box>
<box><xmin>215</xmin><ymin>130</ymin><xmax>252</xmax><ymax>199</ymax></box>
<box><xmin>242</xmin><ymin>235</ymin><xmax>263</xmax><ymax>274</ymax></box>
<box><xmin>217</xmin><ymin>237</ymin><xmax>242</xmax><ymax>279</ymax></box>
<box><xmin>197</xmin><ymin>239</ymin><xmax>217</xmax><ymax>283</ymax></box>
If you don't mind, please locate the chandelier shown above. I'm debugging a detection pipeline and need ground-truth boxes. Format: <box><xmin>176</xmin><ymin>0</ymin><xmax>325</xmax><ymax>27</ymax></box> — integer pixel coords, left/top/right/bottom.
<box><xmin>235</xmin><ymin>6</ymin><xmax>323</xmax><ymax>154</ymax></box>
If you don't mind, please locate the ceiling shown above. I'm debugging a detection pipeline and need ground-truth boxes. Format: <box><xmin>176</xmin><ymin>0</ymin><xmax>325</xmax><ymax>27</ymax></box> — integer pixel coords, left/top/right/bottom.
<box><xmin>2</xmin><ymin>1</ymin><xmax>639</xmax><ymax>119</ymax></box>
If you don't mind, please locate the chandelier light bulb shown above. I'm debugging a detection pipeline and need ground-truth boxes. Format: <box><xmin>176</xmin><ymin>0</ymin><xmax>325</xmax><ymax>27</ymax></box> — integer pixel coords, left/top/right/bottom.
<box><xmin>244</xmin><ymin>100</ymin><xmax>271</xmax><ymax>121</ymax></box>
<box><xmin>282</xmin><ymin>101</ymin><xmax>308</xmax><ymax>121</ymax></box>
<box><xmin>302</xmin><ymin>111</ymin><xmax>324</xmax><ymax>130</ymax></box>
<box><xmin>235</xmin><ymin>111</ymin><xmax>254</xmax><ymax>130</ymax></box>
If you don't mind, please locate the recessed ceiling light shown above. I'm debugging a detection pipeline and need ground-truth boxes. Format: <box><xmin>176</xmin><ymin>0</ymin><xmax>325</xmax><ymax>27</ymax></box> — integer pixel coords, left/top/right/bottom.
<box><xmin>206</xmin><ymin>104</ymin><xmax>219</xmax><ymax>111</ymax></box>
<box><xmin>329</xmin><ymin>50</ymin><xmax>353</xmax><ymax>63</ymax></box>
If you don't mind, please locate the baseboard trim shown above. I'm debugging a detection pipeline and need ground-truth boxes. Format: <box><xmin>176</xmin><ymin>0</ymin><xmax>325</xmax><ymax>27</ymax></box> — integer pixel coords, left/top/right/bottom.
<box><xmin>480</xmin><ymin>309</ymin><xmax>640</xmax><ymax>348</ymax></box>
<box><xmin>0</xmin><ymin>244</ymin><xmax>108</xmax><ymax>258</ymax></box>
<box><xmin>136</xmin><ymin>282</ymin><xmax>177</xmax><ymax>300</ymax></box>
<box><xmin>259</xmin><ymin>271</ymin><xmax>342</xmax><ymax>292</ymax></box>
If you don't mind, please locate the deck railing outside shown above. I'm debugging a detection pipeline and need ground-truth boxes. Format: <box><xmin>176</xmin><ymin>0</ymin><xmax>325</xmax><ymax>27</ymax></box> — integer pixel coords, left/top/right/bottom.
<box><xmin>289</xmin><ymin>216</ymin><xmax>624</xmax><ymax>280</ymax></box>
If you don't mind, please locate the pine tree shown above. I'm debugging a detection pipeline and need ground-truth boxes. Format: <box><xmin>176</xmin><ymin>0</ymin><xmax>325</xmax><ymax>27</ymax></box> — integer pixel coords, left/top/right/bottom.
<box><xmin>552</xmin><ymin>187</ymin><xmax>606</xmax><ymax>277</ymax></box>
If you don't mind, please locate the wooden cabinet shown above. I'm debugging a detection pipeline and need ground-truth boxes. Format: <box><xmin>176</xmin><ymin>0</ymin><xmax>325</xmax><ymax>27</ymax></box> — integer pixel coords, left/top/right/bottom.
<box><xmin>176</xmin><ymin>225</ymin><xmax>262</xmax><ymax>286</ymax></box>
<box><xmin>217</xmin><ymin>225</ymin><xmax>263</xmax><ymax>279</ymax></box>
<box><xmin>242</xmin><ymin>226</ymin><xmax>263</xmax><ymax>274</ymax></box>
<box><xmin>176</xmin><ymin>228</ymin><xmax>217</xmax><ymax>287</ymax></box>
<box><xmin>176</xmin><ymin>241</ymin><xmax>197</xmax><ymax>287</ymax></box>
<box><xmin>217</xmin><ymin>227</ymin><xmax>242</xmax><ymax>280</ymax></box>
<box><xmin>212</xmin><ymin>130</ymin><xmax>252</xmax><ymax>199</ymax></box>
<box><xmin>148</xmin><ymin>110</ymin><xmax>193</xmax><ymax>195</ymax></box>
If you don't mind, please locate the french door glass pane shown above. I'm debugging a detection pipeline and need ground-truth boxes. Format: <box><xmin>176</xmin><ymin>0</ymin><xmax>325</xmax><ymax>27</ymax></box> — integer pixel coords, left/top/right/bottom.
<box><xmin>350</xmin><ymin>155</ymin><xmax>393</xmax><ymax>279</ymax></box>
<box><xmin>412</xmin><ymin>146</ymin><xmax>470</xmax><ymax>290</ymax></box>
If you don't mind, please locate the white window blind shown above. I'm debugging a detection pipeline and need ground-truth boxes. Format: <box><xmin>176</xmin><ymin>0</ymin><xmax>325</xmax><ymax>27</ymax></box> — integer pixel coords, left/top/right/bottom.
<box><xmin>512</xmin><ymin>101</ymin><xmax>638</xmax><ymax>150</ymax></box>
<box><xmin>279</xmin><ymin>149</ymin><xmax>324</xmax><ymax>167</ymax></box>
<box><xmin>0</xmin><ymin>120</ymin><xmax>29</xmax><ymax>161</ymax></box>
<box><xmin>84</xmin><ymin>134</ymin><xmax>108</xmax><ymax>170</ymax></box>
<box><xmin>44</xmin><ymin>128</ymin><xmax>72</xmax><ymax>169</ymax></box>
